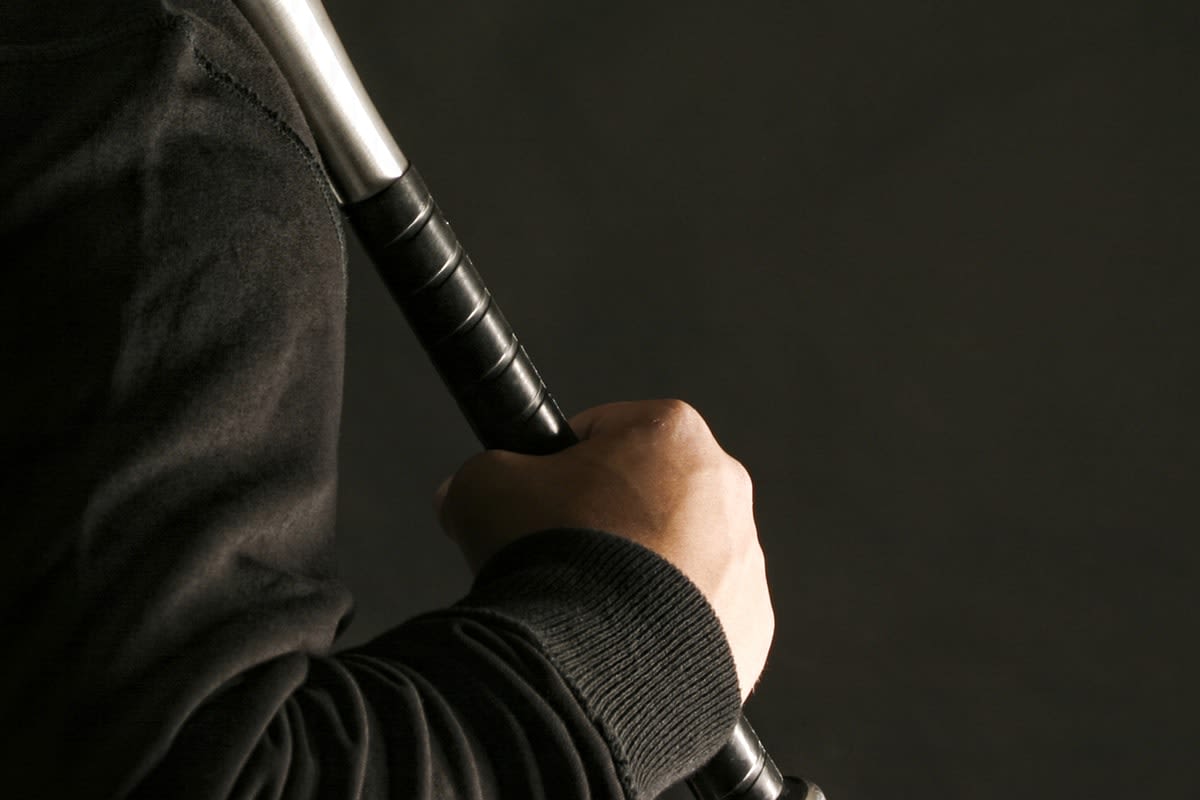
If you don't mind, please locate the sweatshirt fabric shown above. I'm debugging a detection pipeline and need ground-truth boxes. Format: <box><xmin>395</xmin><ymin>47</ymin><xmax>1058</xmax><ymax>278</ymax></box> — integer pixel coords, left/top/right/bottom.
<box><xmin>0</xmin><ymin>2</ymin><xmax>741</xmax><ymax>797</ymax></box>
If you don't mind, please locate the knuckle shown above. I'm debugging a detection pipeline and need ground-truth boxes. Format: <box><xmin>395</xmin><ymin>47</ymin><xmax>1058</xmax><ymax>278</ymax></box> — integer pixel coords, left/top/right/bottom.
<box><xmin>732</xmin><ymin>456</ymin><xmax>753</xmax><ymax>487</ymax></box>
<box><xmin>724</xmin><ymin>455</ymin><xmax>754</xmax><ymax>497</ymax></box>
<box><xmin>655</xmin><ymin>397</ymin><xmax>696</xmax><ymax>421</ymax></box>
<box><xmin>651</xmin><ymin>398</ymin><xmax>707</xmax><ymax>437</ymax></box>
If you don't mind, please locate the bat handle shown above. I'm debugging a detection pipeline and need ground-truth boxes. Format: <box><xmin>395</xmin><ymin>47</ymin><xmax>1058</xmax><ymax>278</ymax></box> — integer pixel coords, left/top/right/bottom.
<box><xmin>348</xmin><ymin>168</ymin><xmax>817</xmax><ymax>800</ymax></box>
<box><xmin>689</xmin><ymin>717</ymin><xmax>825</xmax><ymax>799</ymax></box>
<box><xmin>347</xmin><ymin>167</ymin><xmax>576</xmax><ymax>454</ymax></box>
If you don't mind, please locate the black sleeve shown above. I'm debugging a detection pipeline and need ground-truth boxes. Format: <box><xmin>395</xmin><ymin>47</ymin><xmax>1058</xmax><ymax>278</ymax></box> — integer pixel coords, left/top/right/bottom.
<box><xmin>133</xmin><ymin>530</ymin><xmax>739</xmax><ymax>800</ymax></box>
<box><xmin>0</xmin><ymin>3</ymin><xmax>740</xmax><ymax>799</ymax></box>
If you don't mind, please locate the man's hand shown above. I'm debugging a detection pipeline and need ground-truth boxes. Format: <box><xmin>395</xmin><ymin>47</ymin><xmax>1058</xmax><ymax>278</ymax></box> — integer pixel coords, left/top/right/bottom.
<box><xmin>433</xmin><ymin>399</ymin><xmax>775</xmax><ymax>702</ymax></box>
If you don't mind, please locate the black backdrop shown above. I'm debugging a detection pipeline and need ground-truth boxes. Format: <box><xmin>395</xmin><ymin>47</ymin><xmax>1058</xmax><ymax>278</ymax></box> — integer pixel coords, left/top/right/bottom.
<box><xmin>326</xmin><ymin>2</ymin><xmax>1198</xmax><ymax>797</ymax></box>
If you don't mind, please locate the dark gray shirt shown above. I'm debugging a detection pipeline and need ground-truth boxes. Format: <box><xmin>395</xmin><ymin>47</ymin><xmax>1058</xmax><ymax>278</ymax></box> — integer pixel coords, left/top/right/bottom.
<box><xmin>0</xmin><ymin>2</ymin><xmax>740</xmax><ymax>797</ymax></box>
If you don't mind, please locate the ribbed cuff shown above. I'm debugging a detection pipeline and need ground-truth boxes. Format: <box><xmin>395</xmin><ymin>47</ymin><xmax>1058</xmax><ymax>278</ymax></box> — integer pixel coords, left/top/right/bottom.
<box><xmin>456</xmin><ymin>528</ymin><xmax>742</xmax><ymax>799</ymax></box>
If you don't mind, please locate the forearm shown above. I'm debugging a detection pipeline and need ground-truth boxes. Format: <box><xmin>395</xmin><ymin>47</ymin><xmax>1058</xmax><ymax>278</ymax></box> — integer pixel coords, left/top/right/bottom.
<box><xmin>129</xmin><ymin>531</ymin><xmax>739</xmax><ymax>800</ymax></box>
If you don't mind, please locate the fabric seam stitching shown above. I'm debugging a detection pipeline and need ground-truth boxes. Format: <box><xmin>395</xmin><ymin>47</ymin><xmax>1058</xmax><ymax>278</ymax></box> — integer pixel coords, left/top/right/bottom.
<box><xmin>187</xmin><ymin>40</ymin><xmax>348</xmax><ymax>266</ymax></box>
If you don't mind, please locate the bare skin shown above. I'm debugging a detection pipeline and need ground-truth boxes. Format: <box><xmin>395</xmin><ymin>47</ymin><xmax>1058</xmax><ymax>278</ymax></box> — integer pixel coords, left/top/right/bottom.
<box><xmin>433</xmin><ymin>399</ymin><xmax>775</xmax><ymax>703</ymax></box>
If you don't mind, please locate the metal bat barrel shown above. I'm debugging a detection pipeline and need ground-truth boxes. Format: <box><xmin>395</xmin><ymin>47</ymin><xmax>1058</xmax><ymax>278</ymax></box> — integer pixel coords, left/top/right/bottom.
<box><xmin>234</xmin><ymin>1</ymin><xmax>823</xmax><ymax>798</ymax></box>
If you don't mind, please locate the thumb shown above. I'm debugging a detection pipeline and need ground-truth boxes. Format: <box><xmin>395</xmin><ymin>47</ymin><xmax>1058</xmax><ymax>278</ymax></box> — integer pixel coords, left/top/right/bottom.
<box><xmin>431</xmin><ymin>449</ymin><xmax>556</xmax><ymax>573</ymax></box>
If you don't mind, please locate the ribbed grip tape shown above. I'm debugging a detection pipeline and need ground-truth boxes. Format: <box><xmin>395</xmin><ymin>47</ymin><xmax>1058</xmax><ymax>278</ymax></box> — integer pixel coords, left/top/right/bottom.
<box><xmin>347</xmin><ymin>168</ymin><xmax>576</xmax><ymax>455</ymax></box>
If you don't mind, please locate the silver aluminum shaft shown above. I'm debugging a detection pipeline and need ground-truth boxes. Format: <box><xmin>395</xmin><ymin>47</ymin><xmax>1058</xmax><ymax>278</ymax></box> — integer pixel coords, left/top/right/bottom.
<box><xmin>235</xmin><ymin>0</ymin><xmax>408</xmax><ymax>203</ymax></box>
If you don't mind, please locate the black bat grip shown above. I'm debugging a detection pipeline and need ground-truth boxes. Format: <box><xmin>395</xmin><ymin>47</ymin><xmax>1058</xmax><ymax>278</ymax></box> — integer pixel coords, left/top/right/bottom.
<box><xmin>347</xmin><ymin>168</ymin><xmax>576</xmax><ymax>454</ymax></box>
<box><xmin>347</xmin><ymin>168</ymin><xmax>804</xmax><ymax>800</ymax></box>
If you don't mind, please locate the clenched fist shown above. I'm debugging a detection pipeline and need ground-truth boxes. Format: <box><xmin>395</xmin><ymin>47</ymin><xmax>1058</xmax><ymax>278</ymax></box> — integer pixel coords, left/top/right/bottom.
<box><xmin>434</xmin><ymin>399</ymin><xmax>775</xmax><ymax>702</ymax></box>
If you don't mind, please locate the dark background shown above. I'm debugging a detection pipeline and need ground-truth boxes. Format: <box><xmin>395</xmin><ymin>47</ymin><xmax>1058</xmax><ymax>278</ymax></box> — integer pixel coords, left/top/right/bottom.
<box><xmin>326</xmin><ymin>2</ymin><xmax>1198</xmax><ymax>798</ymax></box>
